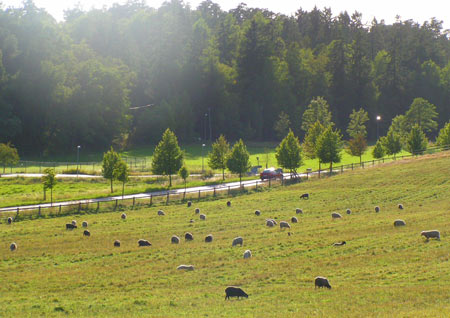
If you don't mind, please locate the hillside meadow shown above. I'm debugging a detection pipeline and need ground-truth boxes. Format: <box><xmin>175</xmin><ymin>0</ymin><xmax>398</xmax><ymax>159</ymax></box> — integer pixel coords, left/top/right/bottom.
<box><xmin>0</xmin><ymin>152</ymin><xmax>449</xmax><ymax>317</ymax></box>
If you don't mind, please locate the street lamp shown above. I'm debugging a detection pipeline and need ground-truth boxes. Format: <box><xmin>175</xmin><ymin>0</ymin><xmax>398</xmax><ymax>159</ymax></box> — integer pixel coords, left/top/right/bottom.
<box><xmin>204</xmin><ymin>113</ymin><xmax>208</xmax><ymax>142</ymax></box>
<box><xmin>201</xmin><ymin>143</ymin><xmax>206</xmax><ymax>173</ymax></box>
<box><xmin>376</xmin><ymin>115</ymin><xmax>381</xmax><ymax>140</ymax></box>
<box><xmin>76</xmin><ymin>145</ymin><xmax>81</xmax><ymax>178</ymax></box>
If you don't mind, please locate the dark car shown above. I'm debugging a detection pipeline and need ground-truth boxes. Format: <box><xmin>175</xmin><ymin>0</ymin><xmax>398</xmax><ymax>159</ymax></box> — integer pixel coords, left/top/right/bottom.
<box><xmin>260</xmin><ymin>168</ymin><xmax>283</xmax><ymax>180</ymax></box>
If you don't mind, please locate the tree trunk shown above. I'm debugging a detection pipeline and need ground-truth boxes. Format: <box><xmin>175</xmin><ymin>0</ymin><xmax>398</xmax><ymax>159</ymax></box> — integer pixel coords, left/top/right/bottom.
<box><xmin>122</xmin><ymin>182</ymin><xmax>125</xmax><ymax>199</ymax></box>
<box><xmin>43</xmin><ymin>187</ymin><xmax>46</xmax><ymax>200</ymax></box>
<box><xmin>330</xmin><ymin>162</ymin><xmax>333</xmax><ymax>176</ymax></box>
<box><xmin>360</xmin><ymin>155</ymin><xmax>362</xmax><ymax>164</ymax></box>
<box><xmin>50</xmin><ymin>188</ymin><xmax>53</xmax><ymax>206</ymax></box>
<box><xmin>222</xmin><ymin>168</ymin><xmax>225</xmax><ymax>181</ymax></box>
<box><xmin>169</xmin><ymin>174</ymin><xmax>172</xmax><ymax>187</ymax></box>
<box><xmin>110</xmin><ymin>179</ymin><xmax>113</xmax><ymax>193</ymax></box>
<box><xmin>239</xmin><ymin>173</ymin><xmax>242</xmax><ymax>187</ymax></box>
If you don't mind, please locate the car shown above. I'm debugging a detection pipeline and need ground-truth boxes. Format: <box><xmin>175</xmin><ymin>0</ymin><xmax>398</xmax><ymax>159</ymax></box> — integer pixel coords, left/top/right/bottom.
<box><xmin>260</xmin><ymin>167</ymin><xmax>283</xmax><ymax>180</ymax></box>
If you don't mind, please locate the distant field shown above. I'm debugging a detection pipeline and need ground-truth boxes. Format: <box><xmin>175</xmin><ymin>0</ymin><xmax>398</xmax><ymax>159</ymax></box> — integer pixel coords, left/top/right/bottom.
<box><xmin>1</xmin><ymin>152</ymin><xmax>449</xmax><ymax>317</ymax></box>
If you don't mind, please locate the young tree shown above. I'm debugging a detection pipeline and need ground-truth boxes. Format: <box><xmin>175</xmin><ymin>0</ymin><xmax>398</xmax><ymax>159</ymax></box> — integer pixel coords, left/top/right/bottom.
<box><xmin>102</xmin><ymin>147</ymin><xmax>121</xmax><ymax>193</ymax></box>
<box><xmin>275</xmin><ymin>129</ymin><xmax>302</xmax><ymax>178</ymax></box>
<box><xmin>389</xmin><ymin>115</ymin><xmax>410</xmax><ymax>144</ymax></box>
<box><xmin>226</xmin><ymin>139</ymin><xmax>251</xmax><ymax>186</ymax></box>
<box><xmin>303</xmin><ymin>121</ymin><xmax>325</xmax><ymax>159</ymax></box>
<box><xmin>152</xmin><ymin>128</ymin><xmax>184</xmax><ymax>187</ymax></box>
<box><xmin>273</xmin><ymin>112</ymin><xmax>291</xmax><ymax>140</ymax></box>
<box><xmin>381</xmin><ymin>129</ymin><xmax>402</xmax><ymax>158</ymax></box>
<box><xmin>42</xmin><ymin>168</ymin><xmax>57</xmax><ymax>205</ymax></box>
<box><xmin>372</xmin><ymin>140</ymin><xmax>385</xmax><ymax>159</ymax></box>
<box><xmin>406</xmin><ymin>125</ymin><xmax>428</xmax><ymax>155</ymax></box>
<box><xmin>301</xmin><ymin>97</ymin><xmax>333</xmax><ymax>132</ymax></box>
<box><xmin>347</xmin><ymin>108</ymin><xmax>369</xmax><ymax>138</ymax></box>
<box><xmin>178</xmin><ymin>165</ymin><xmax>189</xmax><ymax>189</ymax></box>
<box><xmin>208</xmin><ymin>135</ymin><xmax>230</xmax><ymax>180</ymax></box>
<box><xmin>0</xmin><ymin>143</ymin><xmax>20</xmax><ymax>174</ymax></box>
<box><xmin>436</xmin><ymin>122</ymin><xmax>450</xmax><ymax>147</ymax></box>
<box><xmin>315</xmin><ymin>126</ymin><xmax>343</xmax><ymax>174</ymax></box>
<box><xmin>347</xmin><ymin>134</ymin><xmax>368</xmax><ymax>164</ymax></box>
<box><xmin>405</xmin><ymin>97</ymin><xmax>438</xmax><ymax>134</ymax></box>
<box><xmin>114</xmin><ymin>160</ymin><xmax>129</xmax><ymax>198</ymax></box>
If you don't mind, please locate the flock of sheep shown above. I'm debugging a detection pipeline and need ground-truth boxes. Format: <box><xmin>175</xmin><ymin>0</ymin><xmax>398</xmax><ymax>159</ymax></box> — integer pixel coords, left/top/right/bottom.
<box><xmin>4</xmin><ymin>192</ymin><xmax>442</xmax><ymax>299</ymax></box>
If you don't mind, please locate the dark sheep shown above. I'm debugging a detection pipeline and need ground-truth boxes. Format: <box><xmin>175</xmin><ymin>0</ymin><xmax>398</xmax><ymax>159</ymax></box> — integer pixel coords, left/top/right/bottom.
<box><xmin>291</xmin><ymin>217</ymin><xmax>298</xmax><ymax>223</ymax></box>
<box><xmin>232</xmin><ymin>236</ymin><xmax>243</xmax><ymax>246</ymax></box>
<box><xmin>195</xmin><ymin>208</ymin><xmax>200</xmax><ymax>214</ymax></box>
<box><xmin>158</xmin><ymin>210</ymin><xmax>165</xmax><ymax>216</ymax></box>
<box><xmin>346</xmin><ymin>209</ymin><xmax>351</xmax><ymax>215</ymax></box>
<box><xmin>187</xmin><ymin>201</ymin><xmax>192</xmax><ymax>207</ymax></box>
<box><xmin>394</xmin><ymin>219</ymin><xmax>406</xmax><ymax>227</ymax></box>
<box><xmin>225</xmin><ymin>286</ymin><xmax>248</xmax><ymax>300</ymax></box>
<box><xmin>82</xmin><ymin>221</ymin><xmax>88</xmax><ymax>228</ymax></box>
<box><xmin>255</xmin><ymin>210</ymin><xmax>261</xmax><ymax>216</ymax></box>
<box><xmin>227</xmin><ymin>201</ymin><xmax>231</xmax><ymax>207</ymax></box>
<box><xmin>138</xmin><ymin>239</ymin><xmax>151</xmax><ymax>247</ymax></box>
<box><xmin>10</xmin><ymin>242</ymin><xmax>17</xmax><ymax>251</ymax></box>
<box><xmin>114</xmin><ymin>240</ymin><xmax>121</xmax><ymax>247</ymax></box>
<box><xmin>315</xmin><ymin>276</ymin><xmax>331</xmax><ymax>289</ymax></box>
<box><xmin>71</xmin><ymin>220</ymin><xmax>77</xmax><ymax>226</ymax></box>
<box><xmin>66</xmin><ymin>223</ymin><xmax>77</xmax><ymax>230</ymax></box>
<box><xmin>375</xmin><ymin>206</ymin><xmax>380</xmax><ymax>213</ymax></box>
<box><xmin>185</xmin><ymin>232</ymin><xmax>194</xmax><ymax>241</ymax></box>
<box><xmin>300</xmin><ymin>193</ymin><xmax>309</xmax><ymax>200</ymax></box>
<box><xmin>333</xmin><ymin>241</ymin><xmax>346</xmax><ymax>246</ymax></box>
<box><xmin>171</xmin><ymin>235</ymin><xmax>180</xmax><ymax>244</ymax></box>
<box><xmin>296</xmin><ymin>208</ymin><xmax>303</xmax><ymax>214</ymax></box>
<box><xmin>398</xmin><ymin>204</ymin><xmax>404</xmax><ymax>210</ymax></box>
<box><xmin>121</xmin><ymin>213</ymin><xmax>127</xmax><ymax>220</ymax></box>
<box><xmin>83</xmin><ymin>230</ymin><xmax>90</xmax><ymax>237</ymax></box>
<box><xmin>205</xmin><ymin>234</ymin><xmax>213</xmax><ymax>243</ymax></box>
<box><xmin>7</xmin><ymin>217</ymin><xmax>13</xmax><ymax>224</ymax></box>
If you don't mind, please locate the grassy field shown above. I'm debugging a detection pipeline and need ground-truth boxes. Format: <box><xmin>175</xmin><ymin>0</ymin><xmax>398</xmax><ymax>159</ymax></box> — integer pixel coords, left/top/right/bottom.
<box><xmin>1</xmin><ymin>152</ymin><xmax>449</xmax><ymax>317</ymax></box>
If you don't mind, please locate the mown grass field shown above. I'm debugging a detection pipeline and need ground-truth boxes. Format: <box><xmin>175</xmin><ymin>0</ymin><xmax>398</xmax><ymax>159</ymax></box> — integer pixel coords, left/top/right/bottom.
<box><xmin>1</xmin><ymin>152</ymin><xmax>449</xmax><ymax>317</ymax></box>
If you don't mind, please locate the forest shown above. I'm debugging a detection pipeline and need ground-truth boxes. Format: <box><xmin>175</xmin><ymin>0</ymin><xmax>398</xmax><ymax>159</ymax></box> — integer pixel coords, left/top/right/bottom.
<box><xmin>0</xmin><ymin>0</ymin><xmax>449</xmax><ymax>155</ymax></box>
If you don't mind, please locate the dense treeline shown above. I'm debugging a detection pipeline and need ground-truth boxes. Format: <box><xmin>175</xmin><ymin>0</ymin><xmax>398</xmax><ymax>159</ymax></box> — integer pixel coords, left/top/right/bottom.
<box><xmin>0</xmin><ymin>0</ymin><xmax>449</xmax><ymax>155</ymax></box>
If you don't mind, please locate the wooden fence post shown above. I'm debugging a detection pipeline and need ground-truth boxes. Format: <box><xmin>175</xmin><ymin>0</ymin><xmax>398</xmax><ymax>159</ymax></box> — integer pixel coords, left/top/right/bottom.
<box><xmin>96</xmin><ymin>202</ymin><xmax>100</xmax><ymax>212</ymax></box>
<box><xmin>59</xmin><ymin>205</ymin><xmax>62</xmax><ymax>214</ymax></box>
<box><xmin>16</xmin><ymin>207</ymin><xmax>19</xmax><ymax>217</ymax></box>
<box><xmin>269</xmin><ymin>178</ymin><xmax>271</xmax><ymax>187</ymax></box>
<box><xmin>150</xmin><ymin>195</ymin><xmax>153</xmax><ymax>206</ymax></box>
<box><xmin>133</xmin><ymin>197</ymin><xmax>135</xmax><ymax>208</ymax></box>
<box><xmin>341</xmin><ymin>165</ymin><xmax>343</xmax><ymax>173</ymax></box>
<box><xmin>255</xmin><ymin>182</ymin><xmax>258</xmax><ymax>190</ymax></box>
<box><xmin>166</xmin><ymin>192</ymin><xmax>170</xmax><ymax>205</ymax></box>
<box><xmin>198</xmin><ymin>190</ymin><xmax>201</xmax><ymax>201</ymax></box>
<box><xmin>183</xmin><ymin>191</ymin><xmax>186</xmax><ymax>201</ymax></box>
<box><xmin>78</xmin><ymin>203</ymin><xmax>81</xmax><ymax>212</ymax></box>
<box><xmin>115</xmin><ymin>199</ymin><xmax>118</xmax><ymax>210</ymax></box>
<box><xmin>228</xmin><ymin>186</ymin><xmax>230</xmax><ymax>195</ymax></box>
<box><xmin>38</xmin><ymin>206</ymin><xmax>41</xmax><ymax>217</ymax></box>
<box><xmin>351</xmin><ymin>163</ymin><xmax>354</xmax><ymax>170</ymax></box>
<box><xmin>213</xmin><ymin>187</ymin><xmax>216</xmax><ymax>197</ymax></box>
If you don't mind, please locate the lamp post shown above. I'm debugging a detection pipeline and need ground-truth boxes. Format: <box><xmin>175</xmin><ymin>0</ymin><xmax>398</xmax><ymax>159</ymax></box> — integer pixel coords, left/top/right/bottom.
<box><xmin>256</xmin><ymin>156</ymin><xmax>259</xmax><ymax>167</ymax></box>
<box><xmin>376</xmin><ymin>115</ymin><xmax>381</xmax><ymax>140</ymax></box>
<box><xmin>201</xmin><ymin>143</ymin><xmax>206</xmax><ymax>173</ymax></box>
<box><xmin>76</xmin><ymin>145</ymin><xmax>81</xmax><ymax>178</ymax></box>
<box><xmin>204</xmin><ymin>112</ymin><xmax>208</xmax><ymax>142</ymax></box>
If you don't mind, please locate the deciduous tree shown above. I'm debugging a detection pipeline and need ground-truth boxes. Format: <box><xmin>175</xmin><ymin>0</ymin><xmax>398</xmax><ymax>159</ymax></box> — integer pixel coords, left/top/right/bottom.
<box><xmin>208</xmin><ymin>135</ymin><xmax>230</xmax><ymax>180</ymax></box>
<box><xmin>315</xmin><ymin>126</ymin><xmax>343</xmax><ymax>174</ymax></box>
<box><xmin>381</xmin><ymin>129</ymin><xmax>402</xmax><ymax>158</ymax></box>
<box><xmin>436</xmin><ymin>122</ymin><xmax>450</xmax><ymax>147</ymax></box>
<box><xmin>275</xmin><ymin>129</ymin><xmax>302</xmax><ymax>177</ymax></box>
<box><xmin>42</xmin><ymin>168</ymin><xmax>57</xmax><ymax>205</ymax></box>
<box><xmin>372</xmin><ymin>140</ymin><xmax>385</xmax><ymax>159</ymax></box>
<box><xmin>0</xmin><ymin>143</ymin><xmax>19</xmax><ymax>174</ymax></box>
<box><xmin>406</xmin><ymin>125</ymin><xmax>428</xmax><ymax>155</ymax></box>
<box><xmin>114</xmin><ymin>160</ymin><xmax>129</xmax><ymax>198</ymax></box>
<box><xmin>178</xmin><ymin>165</ymin><xmax>189</xmax><ymax>189</ymax></box>
<box><xmin>301</xmin><ymin>97</ymin><xmax>333</xmax><ymax>132</ymax></box>
<box><xmin>102</xmin><ymin>147</ymin><xmax>121</xmax><ymax>193</ymax></box>
<box><xmin>226</xmin><ymin>139</ymin><xmax>251</xmax><ymax>186</ymax></box>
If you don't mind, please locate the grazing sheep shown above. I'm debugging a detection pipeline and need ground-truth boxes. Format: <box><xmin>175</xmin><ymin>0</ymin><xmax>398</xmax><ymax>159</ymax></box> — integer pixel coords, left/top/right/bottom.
<box><xmin>171</xmin><ymin>235</ymin><xmax>180</xmax><ymax>244</ymax></box>
<box><xmin>266</xmin><ymin>220</ymin><xmax>275</xmax><ymax>227</ymax></box>
<box><xmin>267</xmin><ymin>218</ymin><xmax>277</xmax><ymax>225</ymax></box>
<box><xmin>398</xmin><ymin>204</ymin><xmax>404</xmax><ymax>210</ymax></box>
<box><xmin>66</xmin><ymin>223</ymin><xmax>77</xmax><ymax>230</ymax></box>
<box><xmin>331</xmin><ymin>212</ymin><xmax>342</xmax><ymax>219</ymax></box>
<box><xmin>7</xmin><ymin>217</ymin><xmax>13</xmax><ymax>224</ymax></box>
<box><xmin>189</xmin><ymin>219</ymin><xmax>195</xmax><ymax>223</ymax></box>
<box><xmin>177</xmin><ymin>265</ymin><xmax>195</xmax><ymax>271</ymax></box>
<box><xmin>346</xmin><ymin>209</ymin><xmax>351</xmax><ymax>215</ymax></box>
<box><xmin>333</xmin><ymin>241</ymin><xmax>346</xmax><ymax>246</ymax></box>
<box><xmin>121</xmin><ymin>213</ymin><xmax>127</xmax><ymax>220</ymax></box>
<box><xmin>291</xmin><ymin>217</ymin><xmax>298</xmax><ymax>223</ymax></box>
<box><xmin>232</xmin><ymin>236</ymin><xmax>243</xmax><ymax>247</ymax></box>
<box><xmin>255</xmin><ymin>210</ymin><xmax>261</xmax><ymax>216</ymax></box>
<box><xmin>187</xmin><ymin>201</ymin><xmax>192</xmax><ymax>207</ymax></box>
<box><xmin>315</xmin><ymin>276</ymin><xmax>331</xmax><ymax>289</ymax></box>
<box><xmin>205</xmin><ymin>234</ymin><xmax>213</xmax><ymax>243</ymax></box>
<box><xmin>280</xmin><ymin>221</ymin><xmax>291</xmax><ymax>229</ymax></box>
<box><xmin>225</xmin><ymin>287</ymin><xmax>248</xmax><ymax>300</ymax></box>
<box><xmin>138</xmin><ymin>239</ymin><xmax>151</xmax><ymax>247</ymax></box>
<box><xmin>10</xmin><ymin>242</ymin><xmax>17</xmax><ymax>251</ymax></box>
<box><xmin>83</xmin><ymin>230</ymin><xmax>90</xmax><ymax>237</ymax></box>
<box><xmin>227</xmin><ymin>201</ymin><xmax>231</xmax><ymax>207</ymax></box>
<box><xmin>375</xmin><ymin>206</ymin><xmax>380</xmax><ymax>213</ymax></box>
<box><xmin>195</xmin><ymin>208</ymin><xmax>200</xmax><ymax>214</ymax></box>
<box><xmin>82</xmin><ymin>221</ymin><xmax>88</xmax><ymax>228</ymax></box>
<box><xmin>114</xmin><ymin>240</ymin><xmax>121</xmax><ymax>247</ymax></box>
<box><xmin>200</xmin><ymin>214</ymin><xmax>206</xmax><ymax>220</ymax></box>
<box><xmin>158</xmin><ymin>210</ymin><xmax>165</xmax><ymax>216</ymax></box>
<box><xmin>71</xmin><ymin>220</ymin><xmax>77</xmax><ymax>226</ymax></box>
<box><xmin>300</xmin><ymin>193</ymin><xmax>309</xmax><ymax>200</ymax></box>
<box><xmin>185</xmin><ymin>232</ymin><xmax>194</xmax><ymax>241</ymax></box>
<box><xmin>421</xmin><ymin>230</ymin><xmax>440</xmax><ymax>241</ymax></box>
<box><xmin>394</xmin><ymin>219</ymin><xmax>406</xmax><ymax>227</ymax></box>
<box><xmin>243</xmin><ymin>250</ymin><xmax>252</xmax><ymax>259</ymax></box>
<box><xmin>296</xmin><ymin>208</ymin><xmax>303</xmax><ymax>214</ymax></box>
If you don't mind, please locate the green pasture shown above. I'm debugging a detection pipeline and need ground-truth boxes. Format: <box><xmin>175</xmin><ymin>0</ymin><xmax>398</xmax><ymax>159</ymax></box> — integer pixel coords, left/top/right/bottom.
<box><xmin>0</xmin><ymin>152</ymin><xmax>449</xmax><ymax>317</ymax></box>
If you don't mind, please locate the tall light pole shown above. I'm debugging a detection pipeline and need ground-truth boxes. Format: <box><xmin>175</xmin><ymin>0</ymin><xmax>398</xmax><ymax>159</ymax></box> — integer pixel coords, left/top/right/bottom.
<box><xmin>376</xmin><ymin>115</ymin><xmax>381</xmax><ymax>140</ymax></box>
<box><xmin>76</xmin><ymin>145</ymin><xmax>81</xmax><ymax>178</ymax></box>
<box><xmin>204</xmin><ymin>112</ymin><xmax>208</xmax><ymax>142</ymax></box>
<box><xmin>208</xmin><ymin>107</ymin><xmax>212</xmax><ymax>141</ymax></box>
<box><xmin>201</xmin><ymin>143</ymin><xmax>206</xmax><ymax>173</ymax></box>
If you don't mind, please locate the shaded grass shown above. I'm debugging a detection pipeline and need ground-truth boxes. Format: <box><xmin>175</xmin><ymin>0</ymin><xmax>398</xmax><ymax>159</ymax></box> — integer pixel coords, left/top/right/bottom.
<box><xmin>0</xmin><ymin>152</ymin><xmax>449</xmax><ymax>317</ymax></box>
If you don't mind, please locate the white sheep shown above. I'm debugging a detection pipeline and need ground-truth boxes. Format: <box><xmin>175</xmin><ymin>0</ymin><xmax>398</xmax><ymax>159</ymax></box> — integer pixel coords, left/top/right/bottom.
<box><xmin>232</xmin><ymin>236</ymin><xmax>243</xmax><ymax>247</ymax></box>
<box><xmin>255</xmin><ymin>210</ymin><xmax>261</xmax><ymax>216</ymax></box>
<box><xmin>177</xmin><ymin>265</ymin><xmax>195</xmax><ymax>271</ymax></box>
<box><xmin>296</xmin><ymin>208</ymin><xmax>303</xmax><ymax>214</ymax></box>
<box><xmin>280</xmin><ymin>221</ymin><xmax>291</xmax><ymax>229</ymax></box>
<box><xmin>393</xmin><ymin>219</ymin><xmax>406</xmax><ymax>227</ymax></box>
<box><xmin>71</xmin><ymin>220</ymin><xmax>77</xmax><ymax>226</ymax></box>
<box><xmin>121</xmin><ymin>213</ymin><xmax>127</xmax><ymax>220</ymax></box>
<box><xmin>266</xmin><ymin>220</ymin><xmax>275</xmax><ymax>227</ymax></box>
<box><xmin>171</xmin><ymin>235</ymin><xmax>180</xmax><ymax>244</ymax></box>
<box><xmin>398</xmin><ymin>204</ymin><xmax>404</xmax><ymax>210</ymax></box>
<box><xmin>82</xmin><ymin>221</ymin><xmax>88</xmax><ymax>228</ymax></box>
<box><xmin>158</xmin><ymin>210</ymin><xmax>165</xmax><ymax>216</ymax></box>
<box><xmin>200</xmin><ymin>214</ymin><xmax>206</xmax><ymax>220</ymax></box>
<box><xmin>243</xmin><ymin>250</ymin><xmax>252</xmax><ymax>259</ymax></box>
<box><xmin>205</xmin><ymin>234</ymin><xmax>213</xmax><ymax>243</ymax></box>
<box><xmin>346</xmin><ymin>209</ymin><xmax>351</xmax><ymax>215</ymax></box>
<box><xmin>331</xmin><ymin>212</ymin><xmax>342</xmax><ymax>219</ymax></box>
<box><xmin>421</xmin><ymin>230</ymin><xmax>440</xmax><ymax>241</ymax></box>
<box><xmin>195</xmin><ymin>208</ymin><xmax>200</xmax><ymax>214</ymax></box>
<box><xmin>10</xmin><ymin>242</ymin><xmax>17</xmax><ymax>251</ymax></box>
<box><xmin>7</xmin><ymin>217</ymin><xmax>13</xmax><ymax>224</ymax></box>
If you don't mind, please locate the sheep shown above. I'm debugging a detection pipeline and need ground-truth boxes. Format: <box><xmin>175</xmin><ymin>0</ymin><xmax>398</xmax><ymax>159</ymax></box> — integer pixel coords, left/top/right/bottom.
<box><xmin>421</xmin><ymin>230</ymin><xmax>440</xmax><ymax>241</ymax></box>
<box><xmin>121</xmin><ymin>213</ymin><xmax>127</xmax><ymax>220</ymax></box>
<box><xmin>225</xmin><ymin>287</ymin><xmax>248</xmax><ymax>300</ymax></box>
<box><xmin>280</xmin><ymin>221</ymin><xmax>291</xmax><ymax>229</ymax></box>
<box><xmin>346</xmin><ymin>209</ymin><xmax>351</xmax><ymax>215</ymax></box>
<box><xmin>291</xmin><ymin>217</ymin><xmax>298</xmax><ymax>223</ymax></box>
<box><xmin>205</xmin><ymin>234</ymin><xmax>213</xmax><ymax>243</ymax></box>
<box><xmin>398</xmin><ymin>204</ymin><xmax>404</xmax><ymax>210</ymax></box>
<box><xmin>315</xmin><ymin>276</ymin><xmax>331</xmax><ymax>289</ymax></box>
<box><xmin>71</xmin><ymin>220</ymin><xmax>77</xmax><ymax>226</ymax></box>
<box><xmin>394</xmin><ymin>219</ymin><xmax>406</xmax><ymax>227</ymax></box>
<box><xmin>200</xmin><ymin>214</ymin><xmax>206</xmax><ymax>220</ymax></box>
<box><xmin>185</xmin><ymin>232</ymin><xmax>194</xmax><ymax>241</ymax></box>
<box><xmin>331</xmin><ymin>212</ymin><xmax>342</xmax><ymax>219</ymax></box>
<box><xmin>266</xmin><ymin>220</ymin><xmax>275</xmax><ymax>227</ymax></box>
<box><xmin>158</xmin><ymin>210</ymin><xmax>165</xmax><ymax>216</ymax></box>
<box><xmin>10</xmin><ymin>242</ymin><xmax>17</xmax><ymax>251</ymax></box>
<box><xmin>83</xmin><ymin>230</ymin><xmax>90</xmax><ymax>237</ymax></box>
<box><xmin>227</xmin><ymin>201</ymin><xmax>231</xmax><ymax>207</ymax></box>
<box><xmin>114</xmin><ymin>240</ymin><xmax>121</xmax><ymax>247</ymax></box>
<box><xmin>232</xmin><ymin>236</ymin><xmax>243</xmax><ymax>247</ymax></box>
<box><xmin>296</xmin><ymin>208</ymin><xmax>303</xmax><ymax>214</ymax></box>
<box><xmin>300</xmin><ymin>193</ymin><xmax>309</xmax><ymax>200</ymax></box>
<box><xmin>82</xmin><ymin>221</ymin><xmax>88</xmax><ymax>228</ymax></box>
<box><xmin>177</xmin><ymin>265</ymin><xmax>195</xmax><ymax>271</ymax></box>
<box><xmin>333</xmin><ymin>241</ymin><xmax>346</xmax><ymax>246</ymax></box>
<box><xmin>189</xmin><ymin>219</ymin><xmax>195</xmax><ymax>223</ymax></box>
<box><xmin>7</xmin><ymin>217</ymin><xmax>13</xmax><ymax>224</ymax></box>
<box><xmin>171</xmin><ymin>235</ymin><xmax>180</xmax><ymax>244</ymax></box>
<box><xmin>195</xmin><ymin>208</ymin><xmax>200</xmax><ymax>214</ymax></box>
<box><xmin>138</xmin><ymin>239</ymin><xmax>151</xmax><ymax>247</ymax></box>
<box><xmin>375</xmin><ymin>206</ymin><xmax>380</xmax><ymax>213</ymax></box>
<box><xmin>66</xmin><ymin>223</ymin><xmax>77</xmax><ymax>230</ymax></box>
<box><xmin>255</xmin><ymin>210</ymin><xmax>261</xmax><ymax>216</ymax></box>
<box><xmin>187</xmin><ymin>201</ymin><xmax>192</xmax><ymax>207</ymax></box>
<box><xmin>243</xmin><ymin>250</ymin><xmax>252</xmax><ymax>259</ymax></box>
<box><xmin>268</xmin><ymin>218</ymin><xmax>277</xmax><ymax>225</ymax></box>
